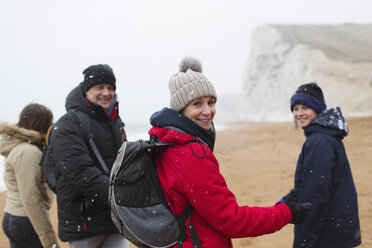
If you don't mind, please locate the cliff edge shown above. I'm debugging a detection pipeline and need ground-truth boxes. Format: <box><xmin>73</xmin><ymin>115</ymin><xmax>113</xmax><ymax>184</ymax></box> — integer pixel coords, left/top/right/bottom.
<box><xmin>240</xmin><ymin>24</ymin><xmax>372</xmax><ymax>122</ymax></box>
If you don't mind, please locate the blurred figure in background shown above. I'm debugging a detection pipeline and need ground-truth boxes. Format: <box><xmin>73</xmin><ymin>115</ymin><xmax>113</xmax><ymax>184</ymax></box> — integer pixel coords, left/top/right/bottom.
<box><xmin>0</xmin><ymin>103</ymin><xmax>59</xmax><ymax>248</ymax></box>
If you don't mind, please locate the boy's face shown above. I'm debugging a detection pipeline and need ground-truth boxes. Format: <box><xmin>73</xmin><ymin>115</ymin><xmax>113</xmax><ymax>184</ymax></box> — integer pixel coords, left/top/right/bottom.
<box><xmin>292</xmin><ymin>104</ymin><xmax>318</xmax><ymax>128</ymax></box>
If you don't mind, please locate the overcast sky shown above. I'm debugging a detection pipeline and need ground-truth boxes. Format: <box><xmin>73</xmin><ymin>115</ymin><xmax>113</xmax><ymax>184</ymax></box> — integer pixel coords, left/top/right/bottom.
<box><xmin>1</xmin><ymin>0</ymin><xmax>371</xmax><ymax>131</ymax></box>
<box><xmin>0</xmin><ymin>0</ymin><xmax>372</xmax><ymax>189</ymax></box>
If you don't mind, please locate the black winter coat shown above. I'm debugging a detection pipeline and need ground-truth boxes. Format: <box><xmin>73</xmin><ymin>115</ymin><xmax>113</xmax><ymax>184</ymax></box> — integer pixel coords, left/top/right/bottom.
<box><xmin>51</xmin><ymin>84</ymin><xmax>126</xmax><ymax>241</ymax></box>
<box><xmin>293</xmin><ymin>107</ymin><xmax>361</xmax><ymax>248</ymax></box>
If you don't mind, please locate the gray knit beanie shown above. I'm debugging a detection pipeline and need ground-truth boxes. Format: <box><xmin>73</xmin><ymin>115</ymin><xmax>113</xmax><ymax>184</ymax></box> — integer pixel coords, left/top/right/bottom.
<box><xmin>169</xmin><ymin>57</ymin><xmax>217</xmax><ymax>112</ymax></box>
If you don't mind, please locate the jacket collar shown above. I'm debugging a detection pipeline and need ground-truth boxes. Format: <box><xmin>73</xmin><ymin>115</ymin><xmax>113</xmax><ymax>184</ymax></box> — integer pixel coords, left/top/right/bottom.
<box><xmin>150</xmin><ymin>107</ymin><xmax>215</xmax><ymax>151</ymax></box>
<box><xmin>0</xmin><ymin>123</ymin><xmax>44</xmax><ymax>156</ymax></box>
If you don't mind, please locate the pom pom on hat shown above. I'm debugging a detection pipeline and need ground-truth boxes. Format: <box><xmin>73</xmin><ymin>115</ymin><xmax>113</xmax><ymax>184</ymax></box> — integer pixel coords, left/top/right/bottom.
<box><xmin>290</xmin><ymin>82</ymin><xmax>327</xmax><ymax>114</ymax></box>
<box><xmin>82</xmin><ymin>64</ymin><xmax>116</xmax><ymax>92</ymax></box>
<box><xmin>169</xmin><ymin>57</ymin><xmax>217</xmax><ymax>112</ymax></box>
<box><xmin>179</xmin><ymin>57</ymin><xmax>203</xmax><ymax>73</ymax></box>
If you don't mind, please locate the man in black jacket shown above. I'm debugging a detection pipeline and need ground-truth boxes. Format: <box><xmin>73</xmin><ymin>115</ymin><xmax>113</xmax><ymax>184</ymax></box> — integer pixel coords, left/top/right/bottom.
<box><xmin>51</xmin><ymin>64</ymin><xmax>129</xmax><ymax>247</ymax></box>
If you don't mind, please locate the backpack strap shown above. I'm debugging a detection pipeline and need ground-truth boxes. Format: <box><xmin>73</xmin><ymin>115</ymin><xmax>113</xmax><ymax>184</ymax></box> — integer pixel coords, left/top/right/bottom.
<box><xmin>163</xmin><ymin>125</ymin><xmax>209</xmax><ymax>148</ymax></box>
<box><xmin>45</xmin><ymin>124</ymin><xmax>54</xmax><ymax>148</ymax></box>
<box><xmin>69</xmin><ymin>109</ymin><xmax>110</xmax><ymax>175</ymax></box>
<box><xmin>40</xmin><ymin>124</ymin><xmax>58</xmax><ymax>193</ymax></box>
<box><xmin>88</xmin><ymin>132</ymin><xmax>110</xmax><ymax>175</ymax></box>
<box><xmin>176</xmin><ymin>204</ymin><xmax>201</xmax><ymax>248</ymax></box>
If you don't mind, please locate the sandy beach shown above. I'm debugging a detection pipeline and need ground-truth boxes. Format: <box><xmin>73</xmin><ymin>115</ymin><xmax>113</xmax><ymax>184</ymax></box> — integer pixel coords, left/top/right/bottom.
<box><xmin>0</xmin><ymin>117</ymin><xmax>371</xmax><ymax>248</ymax></box>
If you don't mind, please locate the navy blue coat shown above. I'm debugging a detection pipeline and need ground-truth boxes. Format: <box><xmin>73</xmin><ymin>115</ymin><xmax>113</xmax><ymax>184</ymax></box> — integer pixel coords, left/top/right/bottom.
<box><xmin>293</xmin><ymin>107</ymin><xmax>361</xmax><ymax>248</ymax></box>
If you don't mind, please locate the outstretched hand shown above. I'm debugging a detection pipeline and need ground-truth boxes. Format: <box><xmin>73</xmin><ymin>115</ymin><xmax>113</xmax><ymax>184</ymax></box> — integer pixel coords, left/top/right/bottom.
<box><xmin>281</xmin><ymin>188</ymin><xmax>312</xmax><ymax>224</ymax></box>
<box><xmin>282</xmin><ymin>188</ymin><xmax>298</xmax><ymax>202</ymax></box>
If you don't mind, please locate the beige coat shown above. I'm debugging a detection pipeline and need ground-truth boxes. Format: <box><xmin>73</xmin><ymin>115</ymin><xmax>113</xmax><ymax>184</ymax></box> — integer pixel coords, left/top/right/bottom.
<box><xmin>0</xmin><ymin>123</ymin><xmax>59</xmax><ymax>248</ymax></box>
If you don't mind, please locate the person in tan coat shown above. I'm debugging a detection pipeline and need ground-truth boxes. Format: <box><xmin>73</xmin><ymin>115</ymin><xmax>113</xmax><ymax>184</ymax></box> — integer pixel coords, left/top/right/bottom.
<box><xmin>0</xmin><ymin>103</ymin><xmax>59</xmax><ymax>248</ymax></box>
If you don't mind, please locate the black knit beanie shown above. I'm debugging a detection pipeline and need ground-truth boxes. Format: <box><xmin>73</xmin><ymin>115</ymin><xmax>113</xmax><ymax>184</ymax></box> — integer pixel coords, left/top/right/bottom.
<box><xmin>290</xmin><ymin>82</ymin><xmax>327</xmax><ymax>114</ymax></box>
<box><xmin>82</xmin><ymin>64</ymin><xmax>116</xmax><ymax>92</ymax></box>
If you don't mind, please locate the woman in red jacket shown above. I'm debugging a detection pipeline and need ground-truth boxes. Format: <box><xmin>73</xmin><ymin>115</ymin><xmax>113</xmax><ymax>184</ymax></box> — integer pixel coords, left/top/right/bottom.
<box><xmin>148</xmin><ymin>57</ymin><xmax>311</xmax><ymax>248</ymax></box>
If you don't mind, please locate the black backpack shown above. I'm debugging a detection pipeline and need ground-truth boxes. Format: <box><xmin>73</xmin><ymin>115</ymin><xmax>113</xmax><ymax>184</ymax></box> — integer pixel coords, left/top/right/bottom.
<box><xmin>40</xmin><ymin>109</ymin><xmax>109</xmax><ymax>193</ymax></box>
<box><xmin>109</xmin><ymin>138</ymin><xmax>201</xmax><ymax>248</ymax></box>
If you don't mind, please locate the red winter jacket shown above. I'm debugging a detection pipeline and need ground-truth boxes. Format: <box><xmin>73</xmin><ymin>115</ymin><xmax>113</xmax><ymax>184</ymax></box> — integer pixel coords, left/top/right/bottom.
<box><xmin>149</xmin><ymin>126</ymin><xmax>292</xmax><ymax>248</ymax></box>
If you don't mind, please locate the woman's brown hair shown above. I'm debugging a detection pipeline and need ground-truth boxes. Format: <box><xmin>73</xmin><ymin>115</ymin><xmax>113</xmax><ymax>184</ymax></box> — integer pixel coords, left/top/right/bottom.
<box><xmin>17</xmin><ymin>103</ymin><xmax>53</xmax><ymax>135</ymax></box>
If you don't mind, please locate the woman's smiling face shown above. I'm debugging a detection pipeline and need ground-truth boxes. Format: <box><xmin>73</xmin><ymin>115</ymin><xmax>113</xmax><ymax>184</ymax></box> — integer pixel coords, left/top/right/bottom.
<box><xmin>182</xmin><ymin>96</ymin><xmax>216</xmax><ymax>130</ymax></box>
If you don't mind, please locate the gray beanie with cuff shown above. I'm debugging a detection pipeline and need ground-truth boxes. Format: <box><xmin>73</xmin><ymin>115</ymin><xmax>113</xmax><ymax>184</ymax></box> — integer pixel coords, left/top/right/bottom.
<box><xmin>169</xmin><ymin>57</ymin><xmax>217</xmax><ymax>112</ymax></box>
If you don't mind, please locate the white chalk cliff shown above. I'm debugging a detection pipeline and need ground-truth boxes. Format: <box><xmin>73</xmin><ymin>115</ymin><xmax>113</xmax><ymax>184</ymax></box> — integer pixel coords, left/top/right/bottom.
<box><xmin>240</xmin><ymin>24</ymin><xmax>372</xmax><ymax>122</ymax></box>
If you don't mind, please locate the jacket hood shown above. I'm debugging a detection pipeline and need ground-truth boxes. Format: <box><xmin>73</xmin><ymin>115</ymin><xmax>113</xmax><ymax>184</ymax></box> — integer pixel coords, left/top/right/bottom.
<box><xmin>65</xmin><ymin>84</ymin><xmax>89</xmax><ymax>113</ymax></box>
<box><xmin>0</xmin><ymin>122</ymin><xmax>44</xmax><ymax>157</ymax></box>
<box><xmin>149</xmin><ymin>107</ymin><xmax>215</xmax><ymax>151</ymax></box>
<box><xmin>305</xmin><ymin>106</ymin><xmax>348</xmax><ymax>139</ymax></box>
